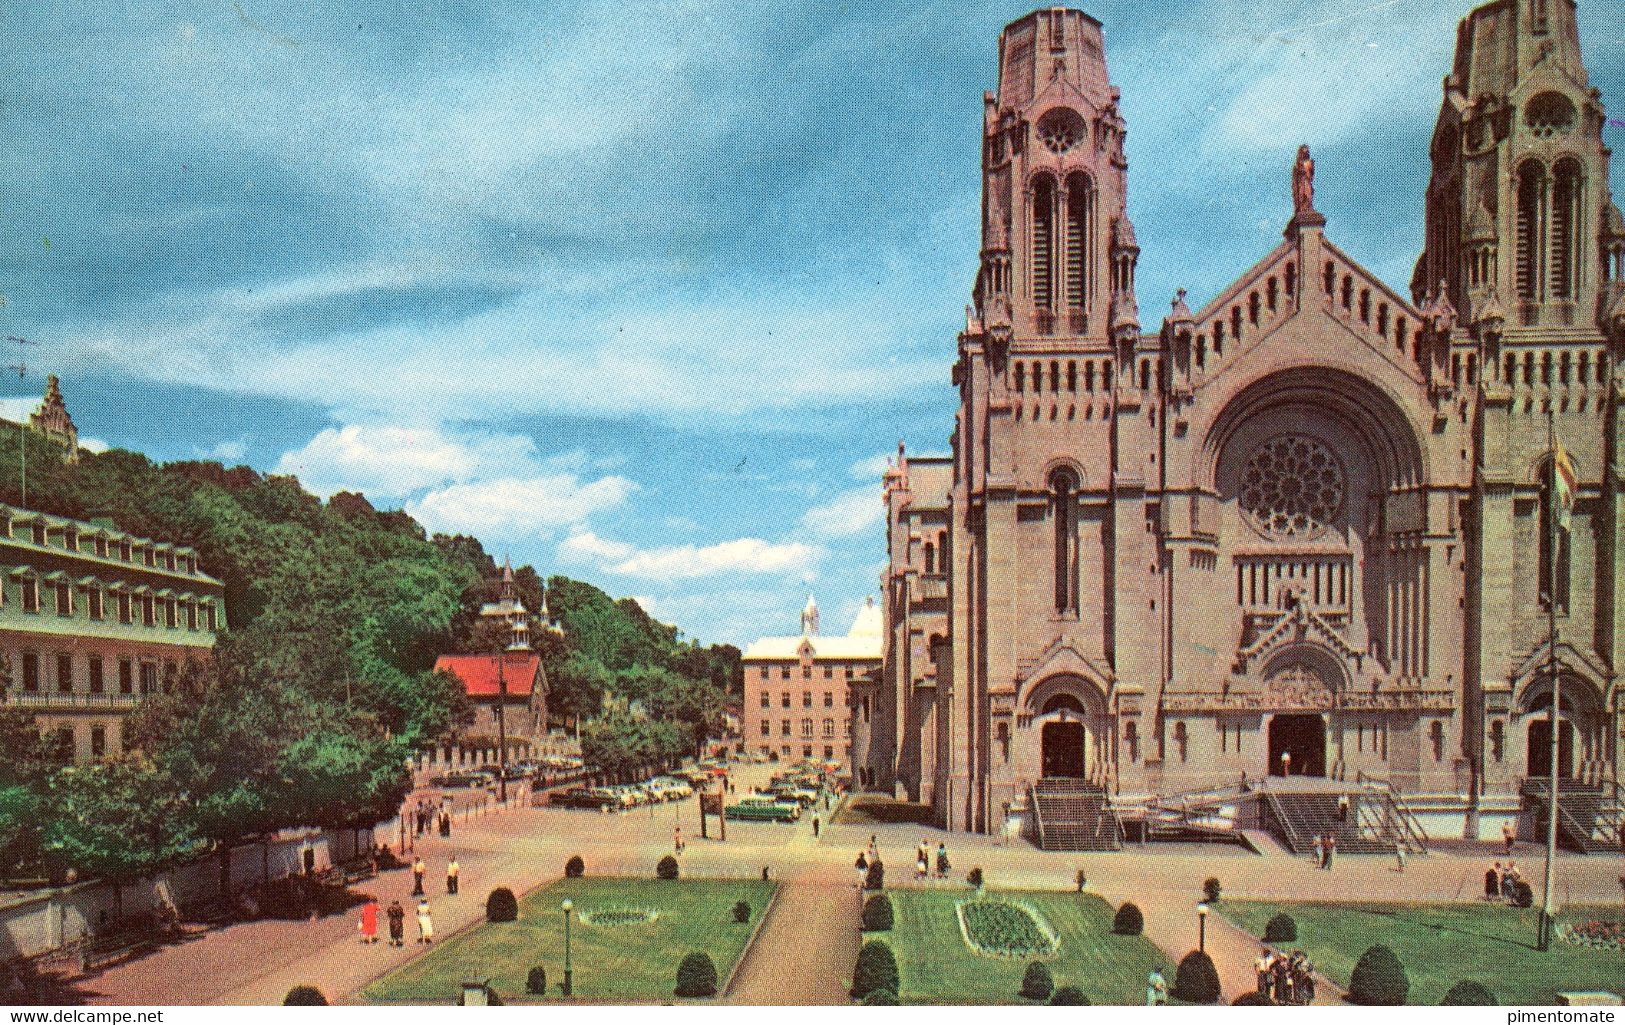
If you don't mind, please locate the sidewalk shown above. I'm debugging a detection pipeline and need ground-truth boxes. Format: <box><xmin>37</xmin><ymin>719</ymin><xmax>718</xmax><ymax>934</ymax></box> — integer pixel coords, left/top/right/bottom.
<box><xmin>725</xmin><ymin>867</ymin><xmax>859</xmax><ymax>1005</ymax></box>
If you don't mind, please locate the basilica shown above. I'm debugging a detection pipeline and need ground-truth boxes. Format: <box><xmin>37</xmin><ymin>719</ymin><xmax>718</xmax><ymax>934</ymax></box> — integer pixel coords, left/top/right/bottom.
<box><xmin>856</xmin><ymin>0</ymin><xmax>1625</xmax><ymax>846</ymax></box>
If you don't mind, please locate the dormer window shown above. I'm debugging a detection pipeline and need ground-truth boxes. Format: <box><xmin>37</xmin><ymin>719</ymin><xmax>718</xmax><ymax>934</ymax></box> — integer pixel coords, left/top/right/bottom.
<box><xmin>31</xmin><ymin>522</ymin><xmax>45</xmax><ymax>546</ymax></box>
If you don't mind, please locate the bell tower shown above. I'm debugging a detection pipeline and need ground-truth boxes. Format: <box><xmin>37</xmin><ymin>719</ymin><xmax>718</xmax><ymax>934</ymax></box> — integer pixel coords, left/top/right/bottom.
<box><xmin>973</xmin><ymin>7</ymin><xmax>1135</xmax><ymax>350</ymax></box>
<box><xmin>1418</xmin><ymin>0</ymin><xmax>1623</xmax><ymax>339</ymax></box>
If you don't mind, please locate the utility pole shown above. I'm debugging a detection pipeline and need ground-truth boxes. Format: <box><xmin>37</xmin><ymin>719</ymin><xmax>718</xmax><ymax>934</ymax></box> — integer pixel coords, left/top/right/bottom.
<box><xmin>1538</xmin><ymin>409</ymin><xmax>1564</xmax><ymax>950</ymax></box>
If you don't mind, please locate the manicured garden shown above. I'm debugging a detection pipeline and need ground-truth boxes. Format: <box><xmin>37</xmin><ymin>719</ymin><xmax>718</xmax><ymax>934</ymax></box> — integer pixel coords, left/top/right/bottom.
<box><xmin>360</xmin><ymin>876</ymin><xmax>776</xmax><ymax>1004</ymax></box>
<box><xmin>881</xmin><ymin>889</ymin><xmax>1170</xmax><ymax>1004</ymax></box>
<box><xmin>1216</xmin><ymin>900</ymin><xmax>1625</xmax><ymax>1005</ymax></box>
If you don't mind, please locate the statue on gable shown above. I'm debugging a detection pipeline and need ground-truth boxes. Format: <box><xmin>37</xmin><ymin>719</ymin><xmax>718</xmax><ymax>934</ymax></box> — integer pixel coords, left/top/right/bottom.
<box><xmin>1292</xmin><ymin>145</ymin><xmax>1316</xmax><ymax>214</ymax></box>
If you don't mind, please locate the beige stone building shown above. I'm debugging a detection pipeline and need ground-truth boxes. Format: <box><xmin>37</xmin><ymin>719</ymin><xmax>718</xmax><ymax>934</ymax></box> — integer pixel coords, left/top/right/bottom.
<box><xmin>864</xmin><ymin>1</ymin><xmax>1624</xmax><ymax>848</ymax></box>
<box><xmin>742</xmin><ymin>596</ymin><xmax>879</xmax><ymax>765</ymax></box>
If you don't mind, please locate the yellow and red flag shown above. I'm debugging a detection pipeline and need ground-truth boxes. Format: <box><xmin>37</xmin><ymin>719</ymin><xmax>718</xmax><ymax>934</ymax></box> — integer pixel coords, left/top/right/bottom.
<box><xmin>1551</xmin><ymin>441</ymin><xmax>1576</xmax><ymax>532</ymax></box>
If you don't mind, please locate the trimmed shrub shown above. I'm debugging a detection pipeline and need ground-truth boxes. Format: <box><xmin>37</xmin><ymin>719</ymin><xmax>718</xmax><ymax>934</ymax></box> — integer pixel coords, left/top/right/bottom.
<box><xmin>1264</xmin><ymin>912</ymin><xmax>1298</xmax><ymax>943</ymax></box>
<box><xmin>283</xmin><ymin>986</ymin><xmax>327</xmax><ymax>1006</ymax></box>
<box><xmin>862</xmin><ymin>894</ymin><xmax>894</xmax><ymax>932</ymax></box>
<box><xmin>865</xmin><ymin>860</ymin><xmax>885</xmax><ymax>891</ymax></box>
<box><xmin>1348</xmin><ymin>944</ymin><xmax>1409</xmax><ymax>1006</ymax></box>
<box><xmin>850</xmin><ymin>940</ymin><xmax>900</xmax><ymax>999</ymax></box>
<box><xmin>860</xmin><ymin>987</ymin><xmax>899</xmax><ymax>1005</ymax></box>
<box><xmin>967</xmin><ymin>866</ymin><xmax>984</xmax><ymax>888</ymax></box>
<box><xmin>1113</xmin><ymin>902</ymin><xmax>1144</xmax><ymax>935</ymax></box>
<box><xmin>1233</xmin><ymin>992</ymin><xmax>1274</xmax><ymax>1006</ymax></box>
<box><xmin>732</xmin><ymin>900</ymin><xmax>751</xmax><ymax>924</ymax></box>
<box><xmin>1174</xmin><ymin>951</ymin><xmax>1221</xmax><ymax>1004</ymax></box>
<box><xmin>1441</xmin><ymin>980</ymin><xmax>1495</xmax><ymax>1006</ymax></box>
<box><xmin>674</xmin><ymin>952</ymin><xmax>718</xmax><ymax>997</ymax></box>
<box><xmin>1020</xmin><ymin>961</ymin><xmax>1054</xmax><ymax>1000</ymax></box>
<box><xmin>657</xmin><ymin>854</ymin><xmax>680</xmax><ymax>880</ymax></box>
<box><xmin>1050</xmin><ymin>986</ymin><xmax>1090</xmax><ymax>1005</ymax></box>
<box><xmin>1202</xmin><ymin>876</ymin><xmax>1222</xmax><ymax>902</ymax></box>
<box><xmin>486</xmin><ymin>887</ymin><xmax>518</xmax><ymax>923</ymax></box>
<box><xmin>525</xmin><ymin>967</ymin><xmax>547</xmax><ymax>995</ymax></box>
<box><xmin>565</xmin><ymin>855</ymin><xmax>585</xmax><ymax>878</ymax></box>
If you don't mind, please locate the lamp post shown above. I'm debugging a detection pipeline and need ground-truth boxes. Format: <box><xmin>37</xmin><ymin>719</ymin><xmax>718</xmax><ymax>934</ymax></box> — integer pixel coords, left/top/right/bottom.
<box><xmin>1196</xmin><ymin>902</ymin><xmax>1209</xmax><ymax>954</ymax></box>
<box><xmin>1282</xmin><ymin>751</ymin><xmax>1292</xmax><ymax>777</ymax></box>
<box><xmin>561</xmin><ymin>899</ymin><xmax>573</xmax><ymax>996</ymax></box>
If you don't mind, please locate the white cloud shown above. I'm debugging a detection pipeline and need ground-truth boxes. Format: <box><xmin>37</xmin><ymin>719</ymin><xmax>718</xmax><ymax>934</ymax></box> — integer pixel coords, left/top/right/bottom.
<box><xmin>274</xmin><ymin>424</ymin><xmax>537</xmax><ymax>499</ymax></box>
<box><xmin>558</xmin><ymin>529</ymin><xmax>823</xmax><ymax>582</ymax></box>
<box><xmin>405</xmin><ymin>474</ymin><xmax>636</xmax><ymax>537</ymax></box>
<box><xmin>848</xmin><ymin>452</ymin><xmax>895</xmax><ymax>480</ymax></box>
<box><xmin>78</xmin><ymin>437</ymin><xmax>110</xmax><ymax>454</ymax></box>
<box><xmin>800</xmin><ymin>486</ymin><xmax>884</xmax><ymax>539</ymax></box>
<box><xmin>203</xmin><ymin>439</ymin><xmax>248</xmax><ymax>462</ymax></box>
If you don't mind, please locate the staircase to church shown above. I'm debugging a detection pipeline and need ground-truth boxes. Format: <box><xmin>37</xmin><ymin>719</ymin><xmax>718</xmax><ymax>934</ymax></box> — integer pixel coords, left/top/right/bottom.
<box><xmin>1521</xmin><ymin>779</ymin><xmax>1623</xmax><ymax>854</ymax></box>
<box><xmin>1032</xmin><ymin>778</ymin><xmax>1122</xmax><ymax>851</ymax></box>
<box><xmin>1260</xmin><ymin>790</ymin><xmax>1398</xmax><ymax>856</ymax></box>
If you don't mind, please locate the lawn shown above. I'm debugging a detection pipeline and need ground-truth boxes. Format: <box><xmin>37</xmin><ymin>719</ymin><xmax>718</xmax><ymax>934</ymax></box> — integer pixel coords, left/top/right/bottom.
<box><xmin>1216</xmin><ymin>899</ymin><xmax>1625</xmax><ymax>1005</ymax></box>
<box><xmin>884</xmin><ymin>889</ymin><xmax>1170</xmax><ymax>1005</ymax></box>
<box><xmin>360</xmin><ymin>877</ymin><xmax>776</xmax><ymax>1004</ymax></box>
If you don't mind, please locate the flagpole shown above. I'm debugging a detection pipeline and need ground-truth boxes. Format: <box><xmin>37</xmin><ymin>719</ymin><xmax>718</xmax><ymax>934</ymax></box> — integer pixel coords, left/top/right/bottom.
<box><xmin>1539</xmin><ymin>408</ymin><xmax>1561</xmax><ymax>950</ymax></box>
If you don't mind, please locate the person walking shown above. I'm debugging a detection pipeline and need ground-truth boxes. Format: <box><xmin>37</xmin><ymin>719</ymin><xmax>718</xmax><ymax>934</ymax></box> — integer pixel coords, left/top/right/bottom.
<box><xmin>1146</xmin><ymin>969</ymin><xmax>1168</xmax><ymax>1006</ymax></box>
<box><xmin>854</xmin><ymin>851</ymin><xmax>868</xmax><ymax>888</ymax></box>
<box><xmin>915</xmin><ymin>842</ymin><xmax>928</xmax><ymax>881</ymax></box>
<box><xmin>935</xmin><ymin>842</ymin><xmax>949</xmax><ymax>880</ymax></box>
<box><xmin>386</xmin><ymin>899</ymin><xmax>406</xmax><ymax>947</ymax></box>
<box><xmin>1272</xmin><ymin>951</ymin><xmax>1294</xmax><ymax>1004</ymax></box>
<box><xmin>1486</xmin><ymin>862</ymin><xmax>1502</xmax><ymax>901</ymax></box>
<box><xmin>674</xmin><ymin>825</ymin><xmax>684</xmax><ymax>854</ymax></box>
<box><xmin>811</xmin><ymin>814</ymin><xmax>820</xmax><ymax>838</ymax></box>
<box><xmin>446</xmin><ymin>855</ymin><xmax>460</xmax><ymax>895</ymax></box>
<box><xmin>415</xmin><ymin>898</ymin><xmax>434</xmax><ymax>944</ymax></box>
<box><xmin>1312</xmin><ymin>834</ymin><xmax>1324</xmax><ymax>870</ymax></box>
<box><xmin>359</xmin><ymin>899</ymin><xmax>379</xmax><ymax>945</ymax></box>
<box><xmin>440</xmin><ymin>810</ymin><xmax>452</xmax><ymax>838</ymax></box>
<box><xmin>1502</xmin><ymin>822</ymin><xmax>1515</xmax><ymax>854</ymax></box>
<box><xmin>411</xmin><ymin>856</ymin><xmax>426</xmax><ymax>896</ymax></box>
<box><xmin>1337</xmin><ymin>793</ymin><xmax>1350</xmax><ymax>822</ymax></box>
<box><xmin>1323</xmin><ymin>833</ymin><xmax>1336</xmax><ymax>871</ymax></box>
<box><xmin>1254</xmin><ymin>949</ymin><xmax>1274</xmax><ymax>1000</ymax></box>
<box><xmin>1395</xmin><ymin>843</ymin><xmax>1408</xmax><ymax>872</ymax></box>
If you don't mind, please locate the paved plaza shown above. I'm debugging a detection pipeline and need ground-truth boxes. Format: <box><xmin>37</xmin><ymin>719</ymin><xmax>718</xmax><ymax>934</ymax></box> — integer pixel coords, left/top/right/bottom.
<box><xmin>55</xmin><ymin>767</ymin><xmax>1625</xmax><ymax>1006</ymax></box>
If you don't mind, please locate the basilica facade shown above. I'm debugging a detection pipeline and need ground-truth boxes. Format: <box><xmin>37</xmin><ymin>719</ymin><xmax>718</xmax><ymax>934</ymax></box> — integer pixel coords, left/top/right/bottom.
<box><xmin>863</xmin><ymin>0</ymin><xmax>1625</xmax><ymax>837</ymax></box>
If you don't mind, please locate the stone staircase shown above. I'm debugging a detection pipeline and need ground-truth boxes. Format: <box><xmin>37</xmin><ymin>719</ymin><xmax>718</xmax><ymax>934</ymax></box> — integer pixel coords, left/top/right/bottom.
<box><xmin>1260</xmin><ymin>790</ymin><xmax>1393</xmax><ymax>855</ymax></box>
<box><xmin>1521</xmin><ymin>779</ymin><xmax>1624</xmax><ymax>854</ymax></box>
<box><xmin>1032</xmin><ymin>778</ymin><xmax>1122</xmax><ymax>851</ymax></box>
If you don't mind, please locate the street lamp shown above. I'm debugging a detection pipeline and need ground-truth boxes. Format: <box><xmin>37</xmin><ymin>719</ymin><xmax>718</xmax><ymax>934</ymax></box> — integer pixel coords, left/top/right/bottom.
<box><xmin>1196</xmin><ymin>902</ymin><xmax>1210</xmax><ymax>953</ymax></box>
<box><xmin>561</xmin><ymin>899</ymin><xmax>574</xmax><ymax>996</ymax></box>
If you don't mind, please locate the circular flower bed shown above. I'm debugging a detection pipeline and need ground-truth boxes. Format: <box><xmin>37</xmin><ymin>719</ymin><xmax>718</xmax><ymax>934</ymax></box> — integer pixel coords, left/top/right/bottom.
<box><xmin>1555</xmin><ymin>920</ymin><xmax>1625</xmax><ymax>952</ymax></box>
<box><xmin>955</xmin><ymin>900</ymin><xmax>1060</xmax><ymax>958</ymax></box>
<box><xmin>580</xmin><ymin>907</ymin><xmax>660</xmax><ymax>926</ymax></box>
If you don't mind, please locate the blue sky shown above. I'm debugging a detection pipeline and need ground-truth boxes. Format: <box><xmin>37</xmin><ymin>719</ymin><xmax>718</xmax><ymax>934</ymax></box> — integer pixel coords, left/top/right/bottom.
<box><xmin>2</xmin><ymin>1</ymin><xmax>1621</xmax><ymax>646</ymax></box>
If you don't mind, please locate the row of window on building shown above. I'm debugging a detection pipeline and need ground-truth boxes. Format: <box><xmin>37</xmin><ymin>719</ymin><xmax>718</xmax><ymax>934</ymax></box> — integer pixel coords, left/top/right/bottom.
<box><xmin>14</xmin><ymin>649</ymin><xmax>174</xmax><ymax>695</ymax></box>
<box><xmin>755</xmin><ymin>664</ymin><xmax>862</xmax><ymax>681</ymax></box>
<box><xmin>4</xmin><ymin>575</ymin><xmax>217</xmax><ymax>631</ymax></box>
<box><xmin>758</xmin><ymin>690</ymin><xmax>844</xmax><ymax>709</ymax></box>
<box><xmin>758</xmin><ymin>744</ymin><xmax>850</xmax><ymax>761</ymax></box>
<box><xmin>3</xmin><ymin>516</ymin><xmax>204</xmax><ymax>575</ymax></box>
<box><xmin>756</xmin><ymin>717</ymin><xmax>851</xmax><ymax>739</ymax></box>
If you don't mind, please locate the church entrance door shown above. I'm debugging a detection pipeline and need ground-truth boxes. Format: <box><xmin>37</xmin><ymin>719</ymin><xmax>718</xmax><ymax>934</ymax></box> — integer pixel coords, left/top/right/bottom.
<box><xmin>1267</xmin><ymin>713</ymin><xmax>1326</xmax><ymax>777</ymax></box>
<box><xmin>1041</xmin><ymin>721</ymin><xmax>1086</xmax><ymax>778</ymax></box>
<box><xmin>1526</xmin><ymin>717</ymin><xmax>1574</xmax><ymax>780</ymax></box>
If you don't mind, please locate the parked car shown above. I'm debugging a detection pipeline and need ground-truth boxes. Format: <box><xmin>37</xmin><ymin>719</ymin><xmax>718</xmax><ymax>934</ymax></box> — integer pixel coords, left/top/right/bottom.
<box><xmin>550</xmin><ymin>787</ymin><xmax>615</xmax><ymax>811</ymax></box>
<box><xmin>436</xmin><ymin>771</ymin><xmax>495</xmax><ymax>789</ymax></box>
<box><xmin>648</xmin><ymin>776</ymin><xmax>694</xmax><ymax>800</ymax></box>
<box><xmin>725</xmin><ymin>798</ymin><xmax>799</xmax><ymax>823</ymax></box>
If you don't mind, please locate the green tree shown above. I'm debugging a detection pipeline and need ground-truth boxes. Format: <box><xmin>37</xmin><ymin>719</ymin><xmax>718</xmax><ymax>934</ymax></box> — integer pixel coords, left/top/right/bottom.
<box><xmin>43</xmin><ymin>758</ymin><xmax>195</xmax><ymax>904</ymax></box>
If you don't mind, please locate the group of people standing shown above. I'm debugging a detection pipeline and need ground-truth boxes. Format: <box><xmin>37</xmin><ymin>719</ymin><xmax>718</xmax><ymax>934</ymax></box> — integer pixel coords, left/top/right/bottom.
<box><xmin>1309</xmin><ymin>833</ymin><xmax>1337</xmax><ymax>870</ymax></box>
<box><xmin>413</xmin><ymin>800</ymin><xmax>453</xmax><ymax>839</ymax></box>
<box><xmin>1485</xmin><ymin>860</ymin><xmax>1526</xmax><ymax>902</ymax></box>
<box><xmin>409</xmin><ymin>855</ymin><xmax>461</xmax><ymax>897</ymax></box>
<box><xmin>914</xmin><ymin>839</ymin><xmax>950</xmax><ymax>880</ymax></box>
<box><xmin>357</xmin><ymin>897</ymin><xmax>434</xmax><ymax>946</ymax></box>
<box><xmin>1254</xmin><ymin>948</ymin><xmax>1317</xmax><ymax>1004</ymax></box>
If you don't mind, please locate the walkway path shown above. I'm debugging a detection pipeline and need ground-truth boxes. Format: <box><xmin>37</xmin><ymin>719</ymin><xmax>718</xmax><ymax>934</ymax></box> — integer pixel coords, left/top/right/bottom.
<box><xmin>726</xmin><ymin>868</ymin><xmax>859</xmax><ymax>1005</ymax></box>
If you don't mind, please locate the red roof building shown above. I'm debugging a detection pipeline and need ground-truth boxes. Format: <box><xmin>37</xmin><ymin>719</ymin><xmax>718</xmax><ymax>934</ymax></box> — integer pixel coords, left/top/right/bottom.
<box><xmin>434</xmin><ymin>652</ymin><xmax>548</xmax><ymax>751</ymax></box>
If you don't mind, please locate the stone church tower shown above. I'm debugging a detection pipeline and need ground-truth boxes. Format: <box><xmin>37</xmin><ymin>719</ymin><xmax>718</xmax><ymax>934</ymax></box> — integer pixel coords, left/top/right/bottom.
<box><xmin>867</xmin><ymin>0</ymin><xmax>1622</xmax><ymax>842</ymax></box>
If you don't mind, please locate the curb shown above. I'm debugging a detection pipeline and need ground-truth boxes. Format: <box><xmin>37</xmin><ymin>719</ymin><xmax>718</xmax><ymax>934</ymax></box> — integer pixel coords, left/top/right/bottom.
<box><xmin>720</xmin><ymin>880</ymin><xmax>786</xmax><ymax>998</ymax></box>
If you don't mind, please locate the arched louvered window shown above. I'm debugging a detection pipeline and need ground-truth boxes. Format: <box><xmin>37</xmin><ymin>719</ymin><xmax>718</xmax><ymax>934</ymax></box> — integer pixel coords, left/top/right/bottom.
<box><xmin>1064</xmin><ymin>172</ymin><xmax>1094</xmax><ymax>312</ymax></box>
<box><xmin>1516</xmin><ymin>161</ymin><xmax>1545</xmax><ymax>301</ymax></box>
<box><xmin>1550</xmin><ymin>160</ymin><xmax>1583</xmax><ymax>301</ymax></box>
<box><xmin>1032</xmin><ymin>175</ymin><xmax>1057</xmax><ymax>311</ymax></box>
<box><xmin>1050</xmin><ymin>467</ymin><xmax>1079</xmax><ymax>614</ymax></box>
<box><xmin>923</xmin><ymin>542</ymin><xmax>935</xmax><ymax>574</ymax></box>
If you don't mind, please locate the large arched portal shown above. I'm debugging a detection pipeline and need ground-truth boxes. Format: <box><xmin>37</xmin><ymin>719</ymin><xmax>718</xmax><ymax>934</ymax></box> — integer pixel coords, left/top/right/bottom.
<box><xmin>1268</xmin><ymin>713</ymin><xmax>1326</xmax><ymax>777</ymax></box>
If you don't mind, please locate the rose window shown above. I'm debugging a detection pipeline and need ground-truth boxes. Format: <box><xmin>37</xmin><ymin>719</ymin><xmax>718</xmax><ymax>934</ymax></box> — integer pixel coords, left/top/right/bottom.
<box><xmin>1036</xmin><ymin>108</ymin><xmax>1086</xmax><ymax>155</ymax></box>
<box><xmin>1239</xmin><ymin>435</ymin><xmax>1346</xmax><ymax>540</ymax></box>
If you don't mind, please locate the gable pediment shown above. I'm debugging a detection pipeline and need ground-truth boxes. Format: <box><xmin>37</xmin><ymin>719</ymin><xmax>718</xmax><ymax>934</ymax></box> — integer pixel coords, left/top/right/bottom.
<box><xmin>1016</xmin><ymin>635</ymin><xmax>1114</xmax><ymax>691</ymax></box>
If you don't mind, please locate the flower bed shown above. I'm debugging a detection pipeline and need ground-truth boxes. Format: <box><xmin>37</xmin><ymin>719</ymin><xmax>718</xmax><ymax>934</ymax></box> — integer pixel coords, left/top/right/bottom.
<box><xmin>579</xmin><ymin>907</ymin><xmax>660</xmax><ymax>926</ymax></box>
<box><xmin>1555</xmin><ymin>920</ymin><xmax>1625</xmax><ymax>952</ymax></box>
<box><xmin>955</xmin><ymin>900</ymin><xmax>1059</xmax><ymax>958</ymax></box>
